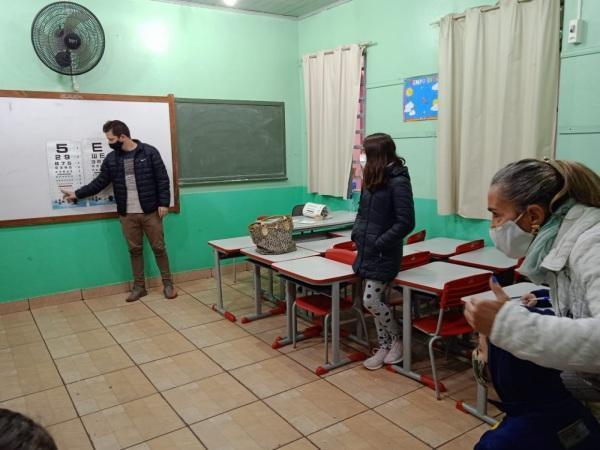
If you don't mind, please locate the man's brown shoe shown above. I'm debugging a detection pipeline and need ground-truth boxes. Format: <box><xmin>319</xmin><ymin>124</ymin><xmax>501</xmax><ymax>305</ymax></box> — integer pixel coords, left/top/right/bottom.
<box><xmin>163</xmin><ymin>283</ymin><xmax>177</xmax><ymax>299</ymax></box>
<box><xmin>126</xmin><ymin>286</ymin><xmax>148</xmax><ymax>302</ymax></box>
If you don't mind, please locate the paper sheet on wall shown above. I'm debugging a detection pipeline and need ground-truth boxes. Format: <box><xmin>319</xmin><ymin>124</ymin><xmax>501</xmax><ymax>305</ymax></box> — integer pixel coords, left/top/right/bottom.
<box><xmin>47</xmin><ymin>141</ymin><xmax>86</xmax><ymax>209</ymax></box>
<box><xmin>82</xmin><ymin>139</ymin><xmax>115</xmax><ymax>206</ymax></box>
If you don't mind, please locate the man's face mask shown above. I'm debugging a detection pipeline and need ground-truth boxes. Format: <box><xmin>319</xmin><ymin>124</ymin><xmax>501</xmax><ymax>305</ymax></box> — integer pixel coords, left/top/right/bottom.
<box><xmin>109</xmin><ymin>139</ymin><xmax>123</xmax><ymax>151</ymax></box>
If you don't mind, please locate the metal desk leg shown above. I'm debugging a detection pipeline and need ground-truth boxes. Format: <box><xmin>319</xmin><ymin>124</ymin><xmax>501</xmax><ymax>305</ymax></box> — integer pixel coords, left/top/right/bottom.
<box><xmin>387</xmin><ymin>286</ymin><xmax>447</xmax><ymax>393</ymax></box>
<box><xmin>211</xmin><ymin>249</ymin><xmax>236</xmax><ymax>322</ymax></box>
<box><xmin>241</xmin><ymin>262</ymin><xmax>285</xmax><ymax>324</ymax></box>
<box><xmin>316</xmin><ymin>282</ymin><xmax>365</xmax><ymax>375</ymax></box>
<box><xmin>457</xmin><ymin>383</ymin><xmax>497</xmax><ymax>425</ymax></box>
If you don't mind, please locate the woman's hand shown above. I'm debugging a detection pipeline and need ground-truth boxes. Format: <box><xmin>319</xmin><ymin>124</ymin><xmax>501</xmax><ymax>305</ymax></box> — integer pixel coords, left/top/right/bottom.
<box><xmin>464</xmin><ymin>277</ymin><xmax>508</xmax><ymax>335</ymax></box>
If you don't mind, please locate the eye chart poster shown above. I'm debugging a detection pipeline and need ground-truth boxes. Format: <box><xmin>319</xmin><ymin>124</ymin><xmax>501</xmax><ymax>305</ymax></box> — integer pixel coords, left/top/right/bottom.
<box><xmin>47</xmin><ymin>141</ymin><xmax>86</xmax><ymax>209</ymax></box>
<box><xmin>82</xmin><ymin>139</ymin><xmax>115</xmax><ymax>206</ymax></box>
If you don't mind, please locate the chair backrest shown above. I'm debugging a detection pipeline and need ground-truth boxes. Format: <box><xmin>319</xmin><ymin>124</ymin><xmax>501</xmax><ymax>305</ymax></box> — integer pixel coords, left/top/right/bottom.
<box><xmin>324</xmin><ymin>248</ymin><xmax>356</xmax><ymax>265</ymax></box>
<box><xmin>440</xmin><ymin>273</ymin><xmax>491</xmax><ymax>309</ymax></box>
<box><xmin>291</xmin><ymin>204</ymin><xmax>305</xmax><ymax>216</ymax></box>
<box><xmin>332</xmin><ymin>241</ymin><xmax>356</xmax><ymax>251</ymax></box>
<box><xmin>400</xmin><ymin>251</ymin><xmax>431</xmax><ymax>271</ymax></box>
<box><xmin>406</xmin><ymin>229</ymin><xmax>426</xmax><ymax>244</ymax></box>
<box><xmin>455</xmin><ymin>239</ymin><xmax>484</xmax><ymax>255</ymax></box>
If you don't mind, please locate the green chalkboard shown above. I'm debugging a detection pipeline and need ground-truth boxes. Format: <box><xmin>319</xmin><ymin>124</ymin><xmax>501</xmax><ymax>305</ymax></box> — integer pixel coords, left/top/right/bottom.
<box><xmin>175</xmin><ymin>98</ymin><xmax>286</xmax><ymax>184</ymax></box>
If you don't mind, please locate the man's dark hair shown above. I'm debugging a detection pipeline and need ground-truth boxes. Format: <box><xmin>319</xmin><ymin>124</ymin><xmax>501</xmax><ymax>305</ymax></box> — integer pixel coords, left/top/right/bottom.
<box><xmin>103</xmin><ymin>120</ymin><xmax>131</xmax><ymax>138</ymax></box>
<box><xmin>0</xmin><ymin>408</ymin><xmax>58</xmax><ymax>450</ymax></box>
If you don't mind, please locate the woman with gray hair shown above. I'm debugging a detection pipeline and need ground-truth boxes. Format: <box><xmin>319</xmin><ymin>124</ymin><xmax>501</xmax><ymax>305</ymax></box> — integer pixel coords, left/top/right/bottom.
<box><xmin>464</xmin><ymin>158</ymin><xmax>600</xmax><ymax>421</ymax></box>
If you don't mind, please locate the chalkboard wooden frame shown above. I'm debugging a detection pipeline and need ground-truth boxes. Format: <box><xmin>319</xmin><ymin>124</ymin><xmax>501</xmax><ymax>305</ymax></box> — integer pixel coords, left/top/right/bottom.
<box><xmin>175</xmin><ymin>98</ymin><xmax>287</xmax><ymax>185</ymax></box>
<box><xmin>0</xmin><ymin>90</ymin><xmax>180</xmax><ymax>227</ymax></box>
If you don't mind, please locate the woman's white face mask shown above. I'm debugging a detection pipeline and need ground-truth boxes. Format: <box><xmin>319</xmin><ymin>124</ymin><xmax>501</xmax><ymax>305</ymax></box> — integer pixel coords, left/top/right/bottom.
<box><xmin>489</xmin><ymin>212</ymin><xmax>535</xmax><ymax>258</ymax></box>
<box><xmin>359</xmin><ymin>153</ymin><xmax>367</xmax><ymax>168</ymax></box>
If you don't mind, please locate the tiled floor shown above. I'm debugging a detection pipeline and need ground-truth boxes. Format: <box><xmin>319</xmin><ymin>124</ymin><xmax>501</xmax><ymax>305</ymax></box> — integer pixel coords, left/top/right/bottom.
<box><xmin>0</xmin><ymin>271</ymin><xmax>497</xmax><ymax>449</ymax></box>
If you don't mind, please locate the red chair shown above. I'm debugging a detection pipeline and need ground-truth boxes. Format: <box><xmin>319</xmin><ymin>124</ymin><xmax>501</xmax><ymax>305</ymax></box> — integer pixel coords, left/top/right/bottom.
<box><xmin>412</xmin><ymin>272</ymin><xmax>491</xmax><ymax>399</ymax></box>
<box><xmin>406</xmin><ymin>229</ymin><xmax>426</xmax><ymax>244</ymax></box>
<box><xmin>332</xmin><ymin>241</ymin><xmax>357</xmax><ymax>252</ymax></box>
<box><xmin>514</xmin><ymin>257</ymin><xmax>527</xmax><ymax>282</ymax></box>
<box><xmin>388</xmin><ymin>252</ymin><xmax>432</xmax><ymax>316</ymax></box>
<box><xmin>454</xmin><ymin>239</ymin><xmax>484</xmax><ymax>255</ymax></box>
<box><xmin>291</xmin><ymin>249</ymin><xmax>368</xmax><ymax>369</ymax></box>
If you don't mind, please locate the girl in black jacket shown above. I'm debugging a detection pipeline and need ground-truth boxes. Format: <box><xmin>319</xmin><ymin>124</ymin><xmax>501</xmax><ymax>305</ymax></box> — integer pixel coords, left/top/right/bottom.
<box><xmin>351</xmin><ymin>133</ymin><xmax>415</xmax><ymax>370</ymax></box>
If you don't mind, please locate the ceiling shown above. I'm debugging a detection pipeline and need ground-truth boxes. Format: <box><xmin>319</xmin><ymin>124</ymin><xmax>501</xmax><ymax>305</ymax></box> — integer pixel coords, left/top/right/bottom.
<box><xmin>154</xmin><ymin>0</ymin><xmax>347</xmax><ymax>18</ymax></box>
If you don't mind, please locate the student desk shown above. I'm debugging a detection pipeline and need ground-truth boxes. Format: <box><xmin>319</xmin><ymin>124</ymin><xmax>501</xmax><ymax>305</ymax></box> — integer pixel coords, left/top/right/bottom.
<box><xmin>292</xmin><ymin>211</ymin><xmax>356</xmax><ymax>232</ymax></box>
<box><xmin>296</xmin><ymin>236</ymin><xmax>352</xmax><ymax>254</ymax></box>
<box><xmin>206</xmin><ymin>211</ymin><xmax>356</xmax><ymax>322</ymax></box>
<box><xmin>272</xmin><ymin>256</ymin><xmax>365</xmax><ymax>374</ymax></box>
<box><xmin>207</xmin><ymin>236</ymin><xmax>255</xmax><ymax>321</ymax></box>
<box><xmin>239</xmin><ymin>247</ymin><xmax>319</xmax><ymax>323</ymax></box>
<box><xmin>389</xmin><ymin>262</ymin><xmax>492</xmax><ymax>388</ymax></box>
<box><xmin>459</xmin><ymin>281</ymin><xmax>546</xmax><ymax>424</ymax></box>
<box><xmin>404</xmin><ymin>237</ymin><xmax>469</xmax><ymax>259</ymax></box>
<box><xmin>449</xmin><ymin>247</ymin><xmax>518</xmax><ymax>273</ymax></box>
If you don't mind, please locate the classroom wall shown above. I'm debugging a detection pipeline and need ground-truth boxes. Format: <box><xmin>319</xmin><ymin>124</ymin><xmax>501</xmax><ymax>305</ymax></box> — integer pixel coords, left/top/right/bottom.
<box><xmin>2</xmin><ymin>0</ymin><xmax>598</xmax><ymax>303</ymax></box>
<box><xmin>557</xmin><ymin>0</ymin><xmax>600</xmax><ymax>171</ymax></box>
<box><xmin>0</xmin><ymin>0</ymin><xmax>304</xmax><ymax>302</ymax></box>
<box><xmin>298</xmin><ymin>0</ymin><xmax>496</xmax><ymax>242</ymax></box>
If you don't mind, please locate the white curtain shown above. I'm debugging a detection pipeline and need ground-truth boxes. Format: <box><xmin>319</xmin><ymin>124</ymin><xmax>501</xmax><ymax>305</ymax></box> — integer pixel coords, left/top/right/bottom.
<box><xmin>436</xmin><ymin>0</ymin><xmax>560</xmax><ymax>219</ymax></box>
<box><xmin>303</xmin><ymin>44</ymin><xmax>362</xmax><ymax>198</ymax></box>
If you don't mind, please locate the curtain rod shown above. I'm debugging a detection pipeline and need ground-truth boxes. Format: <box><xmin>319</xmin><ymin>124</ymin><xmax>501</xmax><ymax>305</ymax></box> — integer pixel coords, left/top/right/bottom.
<box><xmin>306</xmin><ymin>41</ymin><xmax>374</xmax><ymax>59</ymax></box>
<box><xmin>430</xmin><ymin>0</ymin><xmax>533</xmax><ymax>26</ymax></box>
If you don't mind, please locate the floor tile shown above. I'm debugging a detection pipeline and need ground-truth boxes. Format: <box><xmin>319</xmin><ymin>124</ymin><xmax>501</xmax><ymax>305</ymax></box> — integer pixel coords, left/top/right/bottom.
<box><xmin>0</xmin><ymin>386</ymin><xmax>77</xmax><ymax>427</ymax></box>
<box><xmin>47</xmin><ymin>418</ymin><xmax>94</xmax><ymax>450</ymax></box>
<box><xmin>55</xmin><ymin>345</ymin><xmax>133</xmax><ymax>384</ymax></box>
<box><xmin>202</xmin><ymin>336</ymin><xmax>279</xmax><ymax>371</ymax></box>
<box><xmin>278</xmin><ymin>439</ymin><xmax>318</xmax><ymax>450</ymax></box>
<box><xmin>140</xmin><ymin>350</ymin><xmax>223</xmax><ymax>391</ymax></box>
<box><xmin>145</xmin><ymin>296</ymin><xmax>222</xmax><ymax>330</ymax></box>
<box><xmin>67</xmin><ymin>366</ymin><xmax>156</xmax><ymax>416</ymax></box>
<box><xmin>191</xmin><ymin>401</ymin><xmax>301</xmax><ymax>449</ymax></box>
<box><xmin>34</xmin><ymin>308</ymin><xmax>102</xmax><ymax>340</ymax></box>
<box><xmin>128</xmin><ymin>428</ymin><xmax>206</xmax><ymax>449</ymax></box>
<box><xmin>254</xmin><ymin>325</ymin><xmax>320</xmax><ymax>355</ymax></box>
<box><xmin>308</xmin><ymin>410</ymin><xmax>430</xmax><ymax>449</ymax></box>
<box><xmin>238</xmin><ymin>313</ymin><xmax>288</xmax><ymax>335</ymax></box>
<box><xmin>181</xmin><ymin>320</ymin><xmax>249</xmax><ymax>348</ymax></box>
<box><xmin>286</xmin><ymin>342</ymin><xmax>364</xmax><ymax>376</ymax></box>
<box><xmin>81</xmin><ymin>394</ymin><xmax>183</xmax><ymax>449</ymax></box>
<box><xmin>0</xmin><ymin>311</ymin><xmax>35</xmax><ymax>329</ymax></box>
<box><xmin>163</xmin><ymin>373</ymin><xmax>256</xmax><ymax>424</ymax></box>
<box><xmin>95</xmin><ymin>302</ymin><xmax>156</xmax><ymax>327</ymax></box>
<box><xmin>0</xmin><ymin>342</ymin><xmax>62</xmax><ymax>401</ymax></box>
<box><xmin>374</xmin><ymin>387</ymin><xmax>481</xmax><ymax>448</ymax></box>
<box><xmin>85</xmin><ymin>292</ymin><xmax>133</xmax><ymax>312</ymax></box>
<box><xmin>438</xmin><ymin>423</ymin><xmax>491</xmax><ymax>449</ymax></box>
<box><xmin>189</xmin><ymin>286</ymin><xmax>251</xmax><ymax>307</ymax></box>
<box><xmin>107</xmin><ymin>317</ymin><xmax>173</xmax><ymax>344</ymax></box>
<box><xmin>176</xmin><ymin>278</ymin><xmax>218</xmax><ymax>294</ymax></box>
<box><xmin>264</xmin><ymin>379</ymin><xmax>367</xmax><ymax>435</ymax></box>
<box><xmin>0</xmin><ymin>321</ymin><xmax>42</xmax><ymax>349</ymax></box>
<box><xmin>230</xmin><ymin>355</ymin><xmax>318</xmax><ymax>398</ymax></box>
<box><xmin>121</xmin><ymin>331</ymin><xmax>195</xmax><ymax>364</ymax></box>
<box><xmin>326</xmin><ymin>365</ymin><xmax>421</xmax><ymax>408</ymax></box>
<box><xmin>45</xmin><ymin>328</ymin><xmax>116</xmax><ymax>359</ymax></box>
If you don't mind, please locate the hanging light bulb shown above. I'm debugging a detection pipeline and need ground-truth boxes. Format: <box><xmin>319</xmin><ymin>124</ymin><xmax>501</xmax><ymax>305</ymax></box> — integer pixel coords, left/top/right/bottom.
<box><xmin>223</xmin><ymin>0</ymin><xmax>237</xmax><ymax>6</ymax></box>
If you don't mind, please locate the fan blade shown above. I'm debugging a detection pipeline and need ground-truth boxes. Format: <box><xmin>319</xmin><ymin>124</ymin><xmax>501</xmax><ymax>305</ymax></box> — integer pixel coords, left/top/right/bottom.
<box><xmin>64</xmin><ymin>9</ymin><xmax>90</xmax><ymax>32</ymax></box>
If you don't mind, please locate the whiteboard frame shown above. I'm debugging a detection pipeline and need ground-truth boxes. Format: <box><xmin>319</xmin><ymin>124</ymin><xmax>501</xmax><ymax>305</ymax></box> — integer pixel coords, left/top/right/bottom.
<box><xmin>0</xmin><ymin>90</ymin><xmax>180</xmax><ymax>227</ymax></box>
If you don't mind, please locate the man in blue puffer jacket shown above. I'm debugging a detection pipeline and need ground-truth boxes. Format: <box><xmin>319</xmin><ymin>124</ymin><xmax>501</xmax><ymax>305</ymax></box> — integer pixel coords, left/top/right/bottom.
<box><xmin>61</xmin><ymin>120</ymin><xmax>177</xmax><ymax>302</ymax></box>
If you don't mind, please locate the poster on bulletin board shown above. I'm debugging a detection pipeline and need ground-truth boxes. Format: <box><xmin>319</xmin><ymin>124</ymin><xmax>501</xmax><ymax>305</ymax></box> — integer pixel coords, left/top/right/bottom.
<box><xmin>403</xmin><ymin>74</ymin><xmax>439</xmax><ymax>122</ymax></box>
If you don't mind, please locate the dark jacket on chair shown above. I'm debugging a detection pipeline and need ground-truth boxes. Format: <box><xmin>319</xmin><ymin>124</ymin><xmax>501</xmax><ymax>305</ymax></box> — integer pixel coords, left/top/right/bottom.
<box><xmin>75</xmin><ymin>140</ymin><xmax>170</xmax><ymax>216</ymax></box>
<box><xmin>351</xmin><ymin>163</ymin><xmax>415</xmax><ymax>282</ymax></box>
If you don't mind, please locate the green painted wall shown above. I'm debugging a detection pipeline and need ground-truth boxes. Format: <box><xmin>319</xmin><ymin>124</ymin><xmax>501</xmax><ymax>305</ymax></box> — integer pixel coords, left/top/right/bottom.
<box><xmin>557</xmin><ymin>0</ymin><xmax>600</xmax><ymax>172</ymax></box>
<box><xmin>2</xmin><ymin>0</ymin><xmax>599</xmax><ymax>303</ymax></box>
<box><xmin>0</xmin><ymin>0</ymin><xmax>304</xmax><ymax>302</ymax></box>
<box><xmin>298</xmin><ymin>0</ymin><xmax>494</xmax><ymax>239</ymax></box>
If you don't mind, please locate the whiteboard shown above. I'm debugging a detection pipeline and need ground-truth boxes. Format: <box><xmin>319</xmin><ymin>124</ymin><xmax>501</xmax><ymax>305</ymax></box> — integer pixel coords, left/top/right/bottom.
<box><xmin>0</xmin><ymin>91</ymin><xmax>179</xmax><ymax>226</ymax></box>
